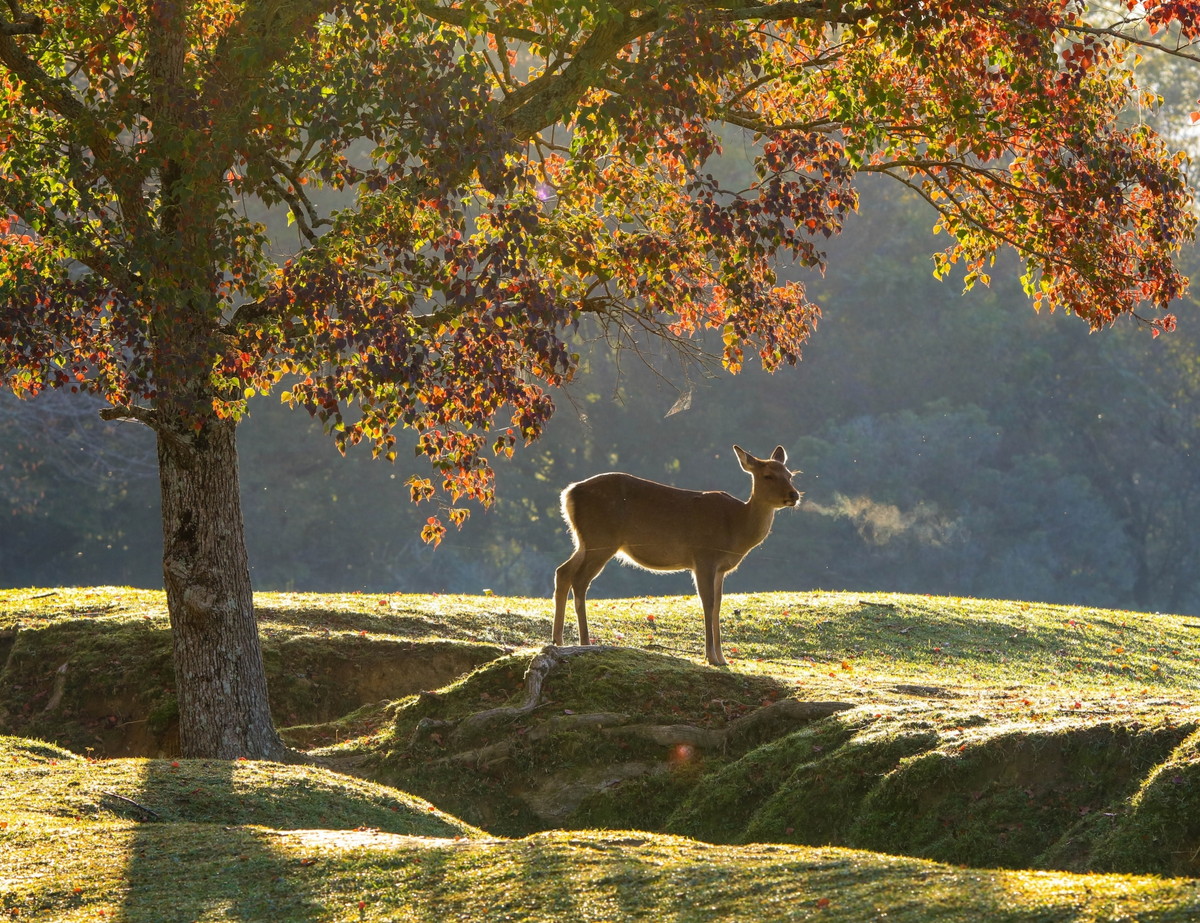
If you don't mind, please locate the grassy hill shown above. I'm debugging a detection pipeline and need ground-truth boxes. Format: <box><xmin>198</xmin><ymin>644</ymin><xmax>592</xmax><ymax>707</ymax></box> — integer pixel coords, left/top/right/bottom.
<box><xmin>2</xmin><ymin>587</ymin><xmax>1200</xmax><ymax>920</ymax></box>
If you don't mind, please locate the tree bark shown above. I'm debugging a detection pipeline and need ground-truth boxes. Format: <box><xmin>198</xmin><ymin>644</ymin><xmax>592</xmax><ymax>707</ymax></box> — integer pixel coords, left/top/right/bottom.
<box><xmin>157</xmin><ymin>413</ymin><xmax>288</xmax><ymax>760</ymax></box>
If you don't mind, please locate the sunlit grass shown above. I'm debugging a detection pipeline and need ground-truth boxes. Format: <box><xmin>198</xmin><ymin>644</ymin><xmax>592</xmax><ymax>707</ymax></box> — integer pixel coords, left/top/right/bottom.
<box><xmin>5</xmin><ymin>588</ymin><xmax>1200</xmax><ymax>919</ymax></box>
<box><xmin>6</xmin><ymin>812</ymin><xmax>1200</xmax><ymax>921</ymax></box>
<box><xmin>4</xmin><ymin>585</ymin><xmax>1197</xmax><ymax>719</ymax></box>
<box><xmin>4</xmin><ymin>585</ymin><xmax>1196</xmax><ymax>687</ymax></box>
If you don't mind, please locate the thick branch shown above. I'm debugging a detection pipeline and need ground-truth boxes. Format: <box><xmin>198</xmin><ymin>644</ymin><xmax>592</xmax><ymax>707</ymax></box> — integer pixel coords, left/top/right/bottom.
<box><xmin>0</xmin><ymin>0</ymin><xmax>41</xmax><ymax>35</ymax></box>
<box><xmin>414</xmin><ymin>0</ymin><xmax>543</xmax><ymax>43</ymax></box>
<box><xmin>0</xmin><ymin>6</ymin><xmax>153</xmax><ymax>243</ymax></box>
<box><xmin>98</xmin><ymin>404</ymin><xmax>160</xmax><ymax>428</ymax></box>
<box><xmin>699</xmin><ymin>0</ymin><xmax>871</xmax><ymax>25</ymax></box>
<box><xmin>491</xmin><ymin>0</ymin><xmax>875</xmax><ymax>162</ymax></box>
<box><xmin>0</xmin><ymin>29</ymin><xmax>95</xmax><ymax>125</ymax></box>
<box><xmin>497</xmin><ymin>7</ymin><xmax>658</xmax><ymax>140</ymax></box>
<box><xmin>99</xmin><ymin>403</ymin><xmax>196</xmax><ymax>456</ymax></box>
<box><xmin>200</xmin><ymin>0</ymin><xmax>330</xmax><ymax>133</ymax></box>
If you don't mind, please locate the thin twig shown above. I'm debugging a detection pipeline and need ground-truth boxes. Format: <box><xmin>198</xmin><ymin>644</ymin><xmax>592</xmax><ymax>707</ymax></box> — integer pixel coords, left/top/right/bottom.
<box><xmin>99</xmin><ymin>790</ymin><xmax>160</xmax><ymax>820</ymax></box>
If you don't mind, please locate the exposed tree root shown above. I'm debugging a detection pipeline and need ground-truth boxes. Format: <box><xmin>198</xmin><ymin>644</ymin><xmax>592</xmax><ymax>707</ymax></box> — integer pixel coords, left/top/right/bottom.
<box><xmin>448</xmin><ymin>645</ymin><xmax>624</xmax><ymax>744</ymax></box>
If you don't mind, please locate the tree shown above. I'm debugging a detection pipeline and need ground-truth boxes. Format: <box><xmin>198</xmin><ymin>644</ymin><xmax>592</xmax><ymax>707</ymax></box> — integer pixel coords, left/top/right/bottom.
<box><xmin>1</xmin><ymin>0</ymin><xmax>1197</xmax><ymax>758</ymax></box>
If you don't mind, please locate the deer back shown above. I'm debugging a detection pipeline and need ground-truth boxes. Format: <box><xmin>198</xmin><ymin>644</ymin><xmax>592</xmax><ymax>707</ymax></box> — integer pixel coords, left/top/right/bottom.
<box><xmin>563</xmin><ymin>473</ymin><xmax>770</xmax><ymax>570</ymax></box>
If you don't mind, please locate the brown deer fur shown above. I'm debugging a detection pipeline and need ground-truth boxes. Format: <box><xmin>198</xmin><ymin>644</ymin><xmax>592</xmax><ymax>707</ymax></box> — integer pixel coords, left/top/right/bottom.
<box><xmin>553</xmin><ymin>445</ymin><xmax>801</xmax><ymax>665</ymax></box>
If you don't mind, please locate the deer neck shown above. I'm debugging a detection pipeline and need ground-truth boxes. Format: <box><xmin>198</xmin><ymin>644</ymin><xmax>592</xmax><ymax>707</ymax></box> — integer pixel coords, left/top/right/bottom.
<box><xmin>738</xmin><ymin>495</ymin><xmax>778</xmax><ymax>549</ymax></box>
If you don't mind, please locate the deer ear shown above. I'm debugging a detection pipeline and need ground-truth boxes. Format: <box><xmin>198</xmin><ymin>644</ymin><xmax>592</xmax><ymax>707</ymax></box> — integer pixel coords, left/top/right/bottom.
<box><xmin>771</xmin><ymin>445</ymin><xmax>788</xmax><ymax>464</ymax></box>
<box><xmin>733</xmin><ymin>445</ymin><xmax>753</xmax><ymax>471</ymax></box>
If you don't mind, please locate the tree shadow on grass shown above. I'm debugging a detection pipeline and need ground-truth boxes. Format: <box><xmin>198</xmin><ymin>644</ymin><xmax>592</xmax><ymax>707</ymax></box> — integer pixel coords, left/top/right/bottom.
<box><xmin>118</xmin><ymin>759</ymin><xmax>326</xmax><ymax>922</ymax></box>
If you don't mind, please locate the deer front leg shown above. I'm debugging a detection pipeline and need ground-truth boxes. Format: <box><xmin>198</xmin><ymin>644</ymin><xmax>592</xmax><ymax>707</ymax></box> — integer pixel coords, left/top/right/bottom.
<box><xmin>710</xmin><ymin>574</ymin><xmax>726</xmax><ymax>665</ymax></box>
<box><xmin>574</xmin><ymin>594</ymin><xmax>590</xmax><ymax>647</ymax></box>
<box><xmin>695</xmin><ymin>564</ymin><xmax>726</xmax><ymax>666</ymax></box>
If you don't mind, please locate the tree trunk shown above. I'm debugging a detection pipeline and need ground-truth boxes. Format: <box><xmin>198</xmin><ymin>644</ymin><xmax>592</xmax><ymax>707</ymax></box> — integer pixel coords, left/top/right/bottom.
<box><xmin>157</xmin><ymin>414</ymin><xmax>288</xmax><ymax>760</ymax></box>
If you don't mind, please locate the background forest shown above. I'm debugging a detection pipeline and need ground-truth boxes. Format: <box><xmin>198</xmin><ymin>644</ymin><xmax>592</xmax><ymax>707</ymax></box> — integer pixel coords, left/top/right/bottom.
<box><xmin>5</xmin><ymin>164</ymin><xmax>1200</xmax><ymax>616</ymax></box>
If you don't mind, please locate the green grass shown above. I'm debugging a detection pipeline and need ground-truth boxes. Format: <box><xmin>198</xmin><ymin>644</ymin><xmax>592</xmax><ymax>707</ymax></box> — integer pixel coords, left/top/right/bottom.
<box><xmin>4</xmin><ymin>587</ymin><xmax>1200</xmax><ymax>920</ymax></box>
<box><xmin>3</xmin><ymin>585</ymin><xmax>1196</xmax><ymax>670</ymax></box>
<box><xmin>5</xmin><ymin>586</ymin><xmax>1196</xmax><ymax>692</ymax></box>
<box><xmin>4</xmin><ymin>730</ymin><xmax>1200</xmax><ymax>922</ymax></box>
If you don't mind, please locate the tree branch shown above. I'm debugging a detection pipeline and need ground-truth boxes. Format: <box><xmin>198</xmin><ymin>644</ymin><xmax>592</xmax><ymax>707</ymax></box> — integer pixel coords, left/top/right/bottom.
<box><xmin>0</xmin><ymin>0</ymin><xmax>42</xmax><ymax>35</ymax></box>
<box><xmin>491</xmin><ymin>0</ymin><xmax>875</xmax><ymax>158</ymax></box>
<box><xmin>199</xmin><ymin>0</ymin><xmax>331</xmax><ymax>127</ymax></box>
<box><xmin>99</xmin><ymin>404</ymin><xmax>160</xmax><ymax>428</ymax></box>
<box><xmin>101</xmin><ymin>403</ymin><xmax>201</xmax><ymax>453</ymax></box>
<box><xmin>719</xmin><ymin>109</ymin><xmax>839</xmax><ymax>134</ymax></box>
<box><xmin>865</xmin><ymin>162</ymin><xmax>1073</xmax><ymax>279</ymax></box>
<box><xmin>414</xmin><ymin>0</ymin><xmax>544</xmax><ymax>44</ymax></box>
<box><xmin>265</xmin><ymin>154</ymin><xmax>331</xmax><ymax>244</ymax></box>
<box><xmin>0</xmin><ymin>7</ymin><xmax>154</xmax><ymax>245</ymax></box>
<box><xmin>1063</xmin><ymin>20</ymin><xmax>1200</xmax><ymax>65</ymax></box>
<box><xmin>0</xmin><ymin>29</ymin><xmax>93</xmax><ymax>125</ymax></box>
<box><xmin>498</xmin><ymin>5</ymin><xmax>662</xmax><ymax>140</ymax></box>
<box><xmin>99</xmin><ymin>789</ymin><xmax>160</xmax><ymax>821</ymax></box>
<box><xmin>699</xmin><ymin>0</ymin><xmax>871</xmax><ymax>26</ymax></box>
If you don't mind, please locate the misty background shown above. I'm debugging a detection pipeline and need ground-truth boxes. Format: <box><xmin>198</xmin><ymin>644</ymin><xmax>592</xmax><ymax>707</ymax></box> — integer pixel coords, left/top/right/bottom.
<box><xmin>5</xmin><ymin>161</ymin><xmax>1200</xmax><ymax>614</ymax></box>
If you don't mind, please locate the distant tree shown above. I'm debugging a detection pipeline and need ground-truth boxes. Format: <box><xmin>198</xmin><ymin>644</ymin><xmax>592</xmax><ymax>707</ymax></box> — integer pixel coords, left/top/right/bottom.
<box><xmin>1</xmin><ymin>1</ymin><xmax>1198</xmax><ymax>757</ymax></box>
<box><xmin>0</xmin><ymin>391</ymin><xmax>159</xmax><ymax>586</ymax></box>
<box><xmin>794</xmin><ymin>403</ymin><xmax>1134</xmax><ymax>606</ymax></box>
<box><xmin>1015</xmin><ymin>320</ymin><xmax>1200</xmax><ymax>612</ymax></box>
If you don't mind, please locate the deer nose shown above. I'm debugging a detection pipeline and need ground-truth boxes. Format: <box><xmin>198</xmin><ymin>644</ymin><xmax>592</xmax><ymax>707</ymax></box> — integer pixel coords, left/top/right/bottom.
<box><xmin>787</xmin><ymin>489</ymin><xmax>800</xmax><ymax>505</ymax></box>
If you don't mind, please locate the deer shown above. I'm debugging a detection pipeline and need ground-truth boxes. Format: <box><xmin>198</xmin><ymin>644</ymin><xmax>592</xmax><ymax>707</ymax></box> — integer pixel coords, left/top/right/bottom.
<box><xmin>553</xmin><ymin>445</ymin><xmax>801</xmax><ymax>666</ymax></box>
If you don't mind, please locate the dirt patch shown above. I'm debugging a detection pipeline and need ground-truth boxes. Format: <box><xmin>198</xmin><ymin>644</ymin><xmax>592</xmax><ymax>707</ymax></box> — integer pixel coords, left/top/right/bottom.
<box><xmin>1080</xmin><ymin>727</ymin><xmax>1200</xmax><ymax>877</ymax></box>
<box><xmin>0</xmin><ymin>620</ymin><xmax>177</xmax><ymax>757</ymax></box>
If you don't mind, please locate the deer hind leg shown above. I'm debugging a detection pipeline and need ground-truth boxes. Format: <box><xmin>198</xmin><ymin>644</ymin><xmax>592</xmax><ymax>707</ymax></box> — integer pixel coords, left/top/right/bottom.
<box><xmin>553</xmin><ymin>549</ymin><xmax>582</xmax><ymax>644</ymax></box>
<box><xmin>554</xmin><ymin>547</ymin><xmax>612</xmax><ymax>645</ymax></box>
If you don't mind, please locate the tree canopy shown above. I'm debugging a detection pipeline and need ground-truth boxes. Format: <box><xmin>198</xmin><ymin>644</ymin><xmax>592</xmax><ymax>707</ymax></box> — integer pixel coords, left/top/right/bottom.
<box><xmin>3</xmin><ymin>0</ymin><xmax>1196</xmax><ymax>534</ymax></box>
<box><xmin>2</xmin><ymin>0</ymin><xmax>1199</xmax><ymax>756</ymax></box>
